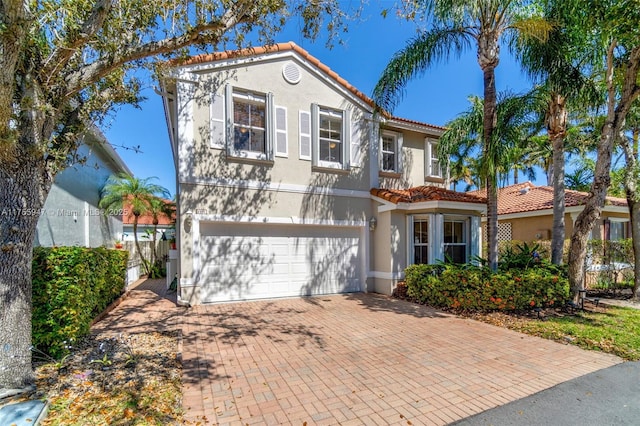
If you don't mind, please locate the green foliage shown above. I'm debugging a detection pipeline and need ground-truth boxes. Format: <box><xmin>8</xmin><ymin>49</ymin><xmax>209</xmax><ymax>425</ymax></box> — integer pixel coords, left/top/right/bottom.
<box><xmin>32</xmin><ymin>246</ymin><xmax>128</xmax><ymax>358</ymax></box>
<box><xmin>405</xmin><ymin>262</ymin><xmax>569</xmax><ymax>312</ymax></box>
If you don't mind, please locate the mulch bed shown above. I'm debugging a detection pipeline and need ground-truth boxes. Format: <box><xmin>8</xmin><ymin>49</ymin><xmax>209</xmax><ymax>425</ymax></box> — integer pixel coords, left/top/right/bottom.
<box><xmin>33</xmin><ymin>331</ymin><xmax>183</xmax><ymax>425</ymax></box>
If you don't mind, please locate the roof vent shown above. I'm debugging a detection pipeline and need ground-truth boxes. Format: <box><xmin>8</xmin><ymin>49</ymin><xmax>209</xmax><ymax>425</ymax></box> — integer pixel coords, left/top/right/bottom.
<box><xmin>282</xmin><ymin>61</ymin><xmax>301</xmax><ymax>84</ymax></box>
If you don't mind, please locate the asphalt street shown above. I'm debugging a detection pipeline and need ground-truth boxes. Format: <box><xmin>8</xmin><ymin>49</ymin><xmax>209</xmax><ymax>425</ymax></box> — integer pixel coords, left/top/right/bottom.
<box><xmin>452</xmin><ymin>361</ymin><xmax>640</xmax><ymax>425</ymax></box>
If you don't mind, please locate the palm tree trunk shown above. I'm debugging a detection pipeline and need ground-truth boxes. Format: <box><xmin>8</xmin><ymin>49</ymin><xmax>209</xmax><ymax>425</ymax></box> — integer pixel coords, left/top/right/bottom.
<box><xmin>482</xmin><ymin>63</ymin><xmax>499</xmax><ymax>271</ymax></box>
<box><xmin>133</xmin><ymin>217</ymin><xmax>150</xmax><ymax>276</ymax></box>
<box><xmin>549</xmin><ymin>94</ymin><xmax>568</xmax><ymax>264</ymax></box>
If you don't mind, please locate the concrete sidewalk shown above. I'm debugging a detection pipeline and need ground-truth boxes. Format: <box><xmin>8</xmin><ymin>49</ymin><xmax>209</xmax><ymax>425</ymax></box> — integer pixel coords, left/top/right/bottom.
<box><xmin>93</xmin><ymin>280</ymin><xmax>623</xmax><ymax>425</ymax></box>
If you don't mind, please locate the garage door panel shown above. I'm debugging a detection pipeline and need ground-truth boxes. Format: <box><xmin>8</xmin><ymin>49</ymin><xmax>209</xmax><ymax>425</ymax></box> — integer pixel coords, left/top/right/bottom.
<box><xmin>198</xmin><ymin>222</ymin><xmax>362</xmax><ymax>303</ymax></box>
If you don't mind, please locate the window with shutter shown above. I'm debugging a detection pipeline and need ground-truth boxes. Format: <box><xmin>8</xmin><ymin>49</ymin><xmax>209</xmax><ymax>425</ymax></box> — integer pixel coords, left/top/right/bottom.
<box><xmin>310</xmin><ymin>104</ymin><xmax>351</xmax><ymax>170</ymax></box>
<box><xmin>210</xmin><ymin>93</ymin><xmax>225</xmax><ymax>148</ymax></box>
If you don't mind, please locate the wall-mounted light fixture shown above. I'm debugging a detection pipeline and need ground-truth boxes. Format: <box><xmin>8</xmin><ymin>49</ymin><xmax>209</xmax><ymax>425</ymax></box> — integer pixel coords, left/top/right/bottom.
<box><xmin>369</xmin><ymin>217</ymin><xmax>377</xmax><ymax>232</ymax></box>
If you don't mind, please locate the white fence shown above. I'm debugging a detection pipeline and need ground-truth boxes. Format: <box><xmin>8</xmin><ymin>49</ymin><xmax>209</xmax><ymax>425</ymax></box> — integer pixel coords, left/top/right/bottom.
<box><xmin>123</xmin><ymin>240</ymin><xmax>171</xmax><ymax>286</ymax></box>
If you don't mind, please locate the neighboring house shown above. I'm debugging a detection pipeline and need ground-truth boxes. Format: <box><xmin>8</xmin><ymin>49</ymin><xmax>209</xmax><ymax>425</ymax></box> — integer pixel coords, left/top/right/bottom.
<box><xmin>122</xmin><ymin>198</ymin><xmax>176</xmax><ymax>242</ymax></box>
<box><xmin>470</xmin><ymin>182</ymin><xmax>629</xmax><ymax>242</ymax></box>
<box><xmin>34</xmin><ymin>126</ymin><xmax>132</xmax><ymax>247</ymax></box>
<box><xmin>160</xmin><ymin>42</ymin><xmax>486</xmax><ymax>305</ymax></box>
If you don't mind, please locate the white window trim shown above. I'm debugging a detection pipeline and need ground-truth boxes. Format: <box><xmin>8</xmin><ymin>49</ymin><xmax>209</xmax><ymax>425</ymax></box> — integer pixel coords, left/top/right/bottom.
<box><xmin>380</xmin><ymin>130</ymin><xmax>403</xmax><ymax>173</ymax></box>
<box><xmin>425</xmin><ymin>138</ymin><xmax>442</xmax><ymax>178</ymax></box>
<box><xmin>216</xmin><ymin>84</ymin><xmax>275</xmax><ymax>162</ymax></box>
<box><xmin>443</xmin><ymin>217</ymin><xmax>469</xmax><ymax>263</ymax></box>
<box><xmin>311</xmin><ymin>103</ymin><xmax>351</xmax><ymax>171</ymax></box>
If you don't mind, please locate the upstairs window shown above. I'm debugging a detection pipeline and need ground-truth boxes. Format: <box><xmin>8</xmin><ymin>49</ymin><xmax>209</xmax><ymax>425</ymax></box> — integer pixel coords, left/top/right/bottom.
<box><xmin>309</xmin><ymin>104</ymin><xmax>351</xmax><ymax>170</ymax></box>
<box><xmin>232</xmin><ymin>90</ymin><xmax>266</xmax><ymax>153</ymax></box>
<box><xmin>210</xmin><ymin>84</ymin><xmax>288</xmax><ymax>160</ymax></box>
<box><xmin>426</xmin><ymin>138</ymin><xmax>443</xmax><ymax>178</ymax></box>
<box><xmin>319</xmin><ymin>108</ymin><xmax>343</xmax><ymax>164</ymax></box>
<box><xmin>380</xmin><ymin>130</ymin><xmax>402</xmax><ymax>174</ymax></box>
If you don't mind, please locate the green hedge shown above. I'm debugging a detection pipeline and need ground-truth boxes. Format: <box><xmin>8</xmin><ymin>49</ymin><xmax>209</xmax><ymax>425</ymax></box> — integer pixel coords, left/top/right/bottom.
<box><xmin>32</xmin><ymin>246</ymin><xmax>129</xmax><ymax>358</ymax></box>
<box><xmin>405</xmin><ymin>263</ymin><xmax>569</xmax><ymax>312</ymax></box>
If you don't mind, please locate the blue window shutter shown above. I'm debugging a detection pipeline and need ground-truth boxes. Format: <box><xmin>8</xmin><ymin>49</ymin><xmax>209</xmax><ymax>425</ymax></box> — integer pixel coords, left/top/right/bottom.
<box><xmin>299</xmin><ymin>110</ymin><xmax>311</xmax><ymax>160</ymax></box>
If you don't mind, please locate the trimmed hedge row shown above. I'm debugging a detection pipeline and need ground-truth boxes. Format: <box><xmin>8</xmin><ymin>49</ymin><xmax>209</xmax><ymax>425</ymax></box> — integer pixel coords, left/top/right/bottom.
<box><xmin>405</xmin><ymin>263</ymin><xmax>569</xmax><ymax>312</ymax></box>
<box><xmin>32</xmin><ymin>246</ymin><xmax>129</xmax><ymax>358</ymax></box>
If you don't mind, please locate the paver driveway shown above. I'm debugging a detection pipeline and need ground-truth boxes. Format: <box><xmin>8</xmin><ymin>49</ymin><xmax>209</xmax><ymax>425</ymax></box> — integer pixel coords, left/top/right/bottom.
<box><xmin>181</xmin><ymin>293</ymin><xmax>620</xmax><ymax>425</ymax></box>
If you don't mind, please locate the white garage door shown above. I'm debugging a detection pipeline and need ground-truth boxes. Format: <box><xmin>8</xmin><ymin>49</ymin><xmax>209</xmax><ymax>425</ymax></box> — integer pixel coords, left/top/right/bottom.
<box><xmin>198</xmin><ymin>222</ymin><xmax>363</xmax><ymax>303</ymax></box>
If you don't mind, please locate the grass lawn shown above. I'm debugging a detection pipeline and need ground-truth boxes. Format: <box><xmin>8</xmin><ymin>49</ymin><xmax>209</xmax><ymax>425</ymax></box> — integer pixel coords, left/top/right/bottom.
<box><xmin>470</xmin><ymin>305</ymin><xmax>640</xmax><ymax>361</ymax></box>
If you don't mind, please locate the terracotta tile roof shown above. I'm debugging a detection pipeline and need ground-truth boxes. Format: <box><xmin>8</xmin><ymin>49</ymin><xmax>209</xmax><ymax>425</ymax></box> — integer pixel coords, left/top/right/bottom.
<box><xmin>174</xmin><ymin>42</ymin><xmax>445</xmax><ymax>132</ymax></box>
<box><xmin>468</xmin><ymin>182</ymin><xmax>627</xmax><ymax>215</ymax></box>
<box><xmin>123</xmin><ymin>199</ymin><xmax>176</xmax><ymax>226</ymax></box>
<box><xmin>371</xmin><ymin>186</ymin><xmax>487</xmax><ymax>204</ymax></box>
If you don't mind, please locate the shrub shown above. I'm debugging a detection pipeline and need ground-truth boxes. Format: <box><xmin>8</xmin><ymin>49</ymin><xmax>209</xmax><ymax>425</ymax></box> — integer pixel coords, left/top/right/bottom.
<box><xmin>32</xmin><ymin>246</ymin><xmax>129</xmax><ymax>358</ymax></box>
<box><xmin>405</xmin><ymin>262</ymin><xmax>569</xmax><ymax>312</ymax></box>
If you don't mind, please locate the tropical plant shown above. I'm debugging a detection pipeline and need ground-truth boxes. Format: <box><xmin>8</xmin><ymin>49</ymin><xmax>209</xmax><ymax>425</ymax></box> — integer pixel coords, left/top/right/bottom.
<box><xmin>99</xmin><ymin>174</ymin><xmax>170</xmax><ymax>276</ymax></box>
<box><xmin>566</xmin><ymin>1</ymin><xmax>640</xmax><ymax>302</ymax></box>
<box><xmin>0</xmin><ymin>0</ymin><xmax>356</xmax><ymax>390</ymax></box>
<box><xmin>438</xmin><ymin>91</ymin><xmax>542</xmax><ymax>198</ymax></box>
<box><xmin>517</xmin><ymin>0</ymin><xmax>602</xmax><ymax>265</ymax></box>
<box><xmin>373</xmin><ymin>0</ymin><xmax>551</xmax><ymax>270</ymax></box>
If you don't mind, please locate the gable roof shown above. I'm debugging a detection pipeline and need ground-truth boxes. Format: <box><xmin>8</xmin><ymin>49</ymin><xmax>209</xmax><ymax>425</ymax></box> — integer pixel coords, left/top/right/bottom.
<box><xmin>173</xmin><ymin>42</ymin><xmax>445</xmax><ymax>132</ymax></box>
<box><xmin>371</xmin><ymin>186</ymin><xmax>486</xmax><ymax>205</ymax></box>
<box><xmin>468</xmin><ymin>182</ymin><xmax>627</xmax><ymax>215</ymax></box>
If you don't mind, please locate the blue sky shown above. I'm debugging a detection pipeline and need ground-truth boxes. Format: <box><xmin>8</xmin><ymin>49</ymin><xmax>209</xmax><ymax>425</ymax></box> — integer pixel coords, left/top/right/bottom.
<box><xmin>103</xmin><ymin>8</ymin><xmax>535</xmax><ymax>197</ymax></box>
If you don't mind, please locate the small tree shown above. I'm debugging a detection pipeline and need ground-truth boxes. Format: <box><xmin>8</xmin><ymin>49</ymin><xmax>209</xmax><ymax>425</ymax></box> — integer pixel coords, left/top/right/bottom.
<box><xmin>99</xmin><ymin>174</ymin><xmax>170</xmax><ymax>276</ymax></box>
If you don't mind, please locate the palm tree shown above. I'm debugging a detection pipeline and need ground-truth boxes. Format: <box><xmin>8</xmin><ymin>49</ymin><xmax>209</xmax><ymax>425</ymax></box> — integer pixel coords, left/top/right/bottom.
<box><xmin>146</xmin><ymin>197</ymin><xmax>176</xmax><ymax>276</ymax></box>
<box><xmin>373</xmin><ymin>0</ymin><xmax>551</xmax><ymax>270</ymax></box>
<box><xmin>517</xmin><ymin>0</ymin><xmax>601</xmax><ymax>264</ymax></box>
<box><xmin>99</xmin><ymin>173</ymin><xmax>170</xmax><ymax>276</ymax></box>
<box><xmin>439</xmin><ymin>91</ymin><xmax>540</xmax><ymax>198</ymax></box>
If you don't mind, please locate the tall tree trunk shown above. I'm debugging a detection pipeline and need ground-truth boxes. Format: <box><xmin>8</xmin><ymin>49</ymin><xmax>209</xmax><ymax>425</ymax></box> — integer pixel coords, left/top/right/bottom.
<box><xmin>620</xmin><ymin>129</ymin><xmax>640</xmax><ymax>300</ymax></box>
<box><xmin>0</xmin><ymin>151</ymin><xmax>49</xmax><ymax>390</ymax></box>
<box><xmin>549</xmin><ymin>94</ymin><xmax>568</xmax><ymax>264</ymax></box>
<box><xmin>568</xmin><ymin>42</ymin><xmax>640</xmax><ymax>301</ymax></box>
<box><xmin>482</xmin><ymin>63</ymin><xmax>499</xmax><ymax>271</ymax></box>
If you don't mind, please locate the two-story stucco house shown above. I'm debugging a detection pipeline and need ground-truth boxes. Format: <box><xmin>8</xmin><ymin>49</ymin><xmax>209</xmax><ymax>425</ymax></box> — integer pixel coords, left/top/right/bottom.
<box><xmin>160</xmin><ymin>42</ymin><xmax>486</xmax><ymax>305</ymax></box>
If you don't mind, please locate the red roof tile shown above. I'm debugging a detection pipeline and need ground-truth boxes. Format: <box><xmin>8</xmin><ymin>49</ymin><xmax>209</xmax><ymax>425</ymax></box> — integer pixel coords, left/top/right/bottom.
<box><xmin>468</xmin><ymin>182</ymin><xmax>627</xmax><ymax>215</ymax></box>
<box><xmin>123</xmin><ymin>199</ymin><xmax>175</xmax><ymax>226</ymax></box>
<box><xmin>174</xmin><ymin>42</ymin><xmax>445</xmax><ymax>132</ymax></box>
<box><xmin>371</xmin><ymin>186</ymin><xmax>486</xmax><ymax>205</ymax></box>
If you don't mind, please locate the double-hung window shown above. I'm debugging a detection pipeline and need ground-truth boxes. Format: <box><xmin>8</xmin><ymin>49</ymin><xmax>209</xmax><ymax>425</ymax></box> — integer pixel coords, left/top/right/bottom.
<box><xmin>232</xmin><ymin>90</ymin><xmax>266</xmax><ymax>154</ymax></box>
<box><xmin>444</xmin><ymin>219</ymin><xmax>467</xmax><ymax>264</ymax></box>
<box><xmin>425</xmin><ymin>138</ymin><xmax>443</xmax><ymax>178</ymax></box>
<box><xmin>380</xmin><ymin>130</ymin><xmax>402</xmax><ymax>174</ymax></box>
<box><xmin>413</xmin><ymin>218</ymin><xmax>429</xmax><ymax>264</ymax></box>
<box><xmin>210</xmin><ymin>84</ymin><xmax>288</xmax><ymax>161</ymax></box>
<box><xmin>319</xmin><ymin>108</ymin><xmax>343</xmax><ymax>164</ymax></box>
<box><xmin>307</xmin><ymin>104</ymin><xmax>351</xmax><ymax>170</ymax></box>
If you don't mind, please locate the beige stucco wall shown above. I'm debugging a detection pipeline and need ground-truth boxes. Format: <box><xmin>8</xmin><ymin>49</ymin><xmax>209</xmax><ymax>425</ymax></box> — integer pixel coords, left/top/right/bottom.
<box><xmin>187</xmin><ymin>57</ymin><xmax>372</xmax><ymax>191</ymax></box>
<box><xmin>501</xmin><ymin>209</ymin><xmax>630</xmax><ymax>242</ymax></box>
